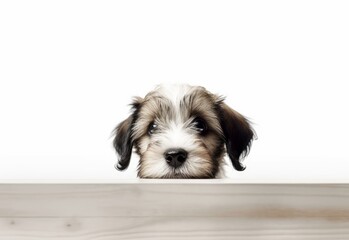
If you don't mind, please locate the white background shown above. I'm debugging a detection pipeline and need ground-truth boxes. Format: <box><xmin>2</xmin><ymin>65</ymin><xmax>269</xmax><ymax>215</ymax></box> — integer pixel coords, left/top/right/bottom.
<box><xmin>0</xmin><ymin>0</ymin><xmax>348</xmax><ymax>182</ymax></box>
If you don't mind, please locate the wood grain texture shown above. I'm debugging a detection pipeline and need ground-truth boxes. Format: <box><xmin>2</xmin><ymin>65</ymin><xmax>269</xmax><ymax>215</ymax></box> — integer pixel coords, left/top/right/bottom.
<box><xmin>1</xmin><ymin>217</ymin><xmax>349</xmax><ymax>240</ymax></box>
<box><xmin>1</xmin><ymin>184</ymin><xmax>349</xmax><ymax>218</ymax></box>
<box><xmin>0</xmin><ymin>184</ymin><xmax>349</xmax><ymax>239</ymax></box>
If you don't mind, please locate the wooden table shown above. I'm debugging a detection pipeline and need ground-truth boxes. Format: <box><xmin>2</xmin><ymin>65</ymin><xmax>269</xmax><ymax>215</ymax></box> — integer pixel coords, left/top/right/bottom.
<box><xmin>1</xmin><ymin>181</ymin><xmax>348</xmax><ymax>239</ymax></box>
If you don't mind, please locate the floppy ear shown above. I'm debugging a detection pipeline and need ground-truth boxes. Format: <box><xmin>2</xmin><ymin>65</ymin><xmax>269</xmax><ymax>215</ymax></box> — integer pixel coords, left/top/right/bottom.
<box><xmin>112</xmin><ymin>98</ymin><xmax>142</xmax><ymax>171</ymax></box>
<box><xmin>217</xmin><ymin>101</ymin><xmax>255</xmax><ymax>171</ymax></box>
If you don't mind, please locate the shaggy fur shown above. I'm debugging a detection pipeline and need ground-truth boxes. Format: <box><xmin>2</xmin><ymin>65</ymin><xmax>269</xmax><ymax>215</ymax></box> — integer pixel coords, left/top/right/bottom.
<box><xmin>113</xmin><ymin>84</ymin><xmax>255</xmax><ymax>178</ymax></box>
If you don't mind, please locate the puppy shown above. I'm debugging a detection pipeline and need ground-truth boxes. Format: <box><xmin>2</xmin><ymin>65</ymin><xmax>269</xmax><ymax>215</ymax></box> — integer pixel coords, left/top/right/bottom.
<box><xmin>113</xmin><ymin>84</ymin><xmax>255</xmax><ymax>178</ymax></box>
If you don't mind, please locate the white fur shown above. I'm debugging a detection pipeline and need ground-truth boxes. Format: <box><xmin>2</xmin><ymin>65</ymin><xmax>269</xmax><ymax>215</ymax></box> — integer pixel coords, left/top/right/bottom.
<box><xmin>140</xmin><ymin>119</ymin><xmax>209</xmax><ymax>178</ymax></box>
<box><xmin>155</xmin><ymin>84</ymin><xmax>193</xmax><ymax>107</ymax></box>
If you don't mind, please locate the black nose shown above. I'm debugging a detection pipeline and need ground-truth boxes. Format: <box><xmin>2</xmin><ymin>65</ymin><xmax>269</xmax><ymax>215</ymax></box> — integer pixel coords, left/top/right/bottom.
<box><xmin>164</xmin><ymin>148</ymin><xmax>188</xmax><ymax>168</ymax></box>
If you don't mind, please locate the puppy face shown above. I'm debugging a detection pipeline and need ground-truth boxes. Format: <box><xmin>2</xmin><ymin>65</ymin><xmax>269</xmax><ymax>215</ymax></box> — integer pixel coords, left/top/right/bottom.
<box><xmin>113</xmin><ymin>84</ymin><xmax>255</xmax><ymax>178</ymax></box>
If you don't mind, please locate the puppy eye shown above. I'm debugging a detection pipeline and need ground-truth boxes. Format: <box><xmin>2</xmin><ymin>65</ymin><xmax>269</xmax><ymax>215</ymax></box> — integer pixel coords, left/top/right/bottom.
<box><xmin>192</xmin><ymin>118</ymin><xmax>207</xmax><ymax>134</ymax></box>
<box><xmin>148</xmin><ymin>122</ymin><xmax>158</xmax><ymax>135</ymax></box>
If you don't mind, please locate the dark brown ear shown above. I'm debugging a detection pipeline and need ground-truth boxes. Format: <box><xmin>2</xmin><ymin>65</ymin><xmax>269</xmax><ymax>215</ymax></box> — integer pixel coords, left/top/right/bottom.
<box><xmin>217</xmin><ymin>102</ymin><xmax>255</xmax><ymax>171</ymax></box>
<box><xmin>112</xmin><ymin>98</ymin><xmax>142</xmax><ymax>171</ymax></box>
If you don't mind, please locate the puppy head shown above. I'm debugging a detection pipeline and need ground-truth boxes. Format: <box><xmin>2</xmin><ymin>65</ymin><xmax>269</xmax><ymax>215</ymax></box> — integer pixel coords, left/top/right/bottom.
<box><xmin>113</xmin><ymin>84</ymin><xmax>255</xmax><ymax>178</ymax></box>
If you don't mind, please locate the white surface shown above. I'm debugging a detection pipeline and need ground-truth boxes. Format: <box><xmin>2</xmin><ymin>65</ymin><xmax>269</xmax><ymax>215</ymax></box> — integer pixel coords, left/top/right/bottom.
<box><xmin>0</xmin><ymin>1</ymin><xmax>348</xmax><ymax>181</ymax></box>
